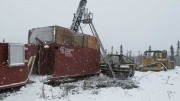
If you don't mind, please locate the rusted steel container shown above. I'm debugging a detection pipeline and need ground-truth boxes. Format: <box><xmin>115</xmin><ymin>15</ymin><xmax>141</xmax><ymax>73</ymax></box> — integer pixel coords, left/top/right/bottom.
<box><xmin>87</xmin><ymin>35</ymin><xmax>99</xmax><ymax>50</ymax></box>
<box><xmin>55</xmin><ymin>26</ymin><xmax>75</xmax><ymax>45</ymax></box>
<box><xmin>73</xmin><ymin>34</ymin><xmax>88</xmax><ymax>48</ymax></box>
<box><xmin>0</xmin><ymin>43</ymin><xmax>36</xmax><ymax>90</ymax></box>
<box><xmin>28</xmin><ymin>25</ymin><xmax>100</xmax><ymax>80</ymax></box>
<box><xmin>52</xmin><ymin>43</ymin><xmax>100</xmax><ymax>79</ymax></box>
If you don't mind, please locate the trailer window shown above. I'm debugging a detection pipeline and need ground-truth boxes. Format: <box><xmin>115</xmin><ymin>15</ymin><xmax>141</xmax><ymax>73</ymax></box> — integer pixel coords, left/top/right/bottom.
<box><xmin>8</xmin><ymin>43</ymin><xmax>25</xmax><ymax>67</ymax></box>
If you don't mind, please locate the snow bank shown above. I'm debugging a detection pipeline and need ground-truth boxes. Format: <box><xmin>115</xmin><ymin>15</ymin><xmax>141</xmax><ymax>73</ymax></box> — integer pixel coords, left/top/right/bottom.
<box><xmin>2</xmin><ymin>67</ymin><xmax>180</xmax><ymax>101</ymax></box>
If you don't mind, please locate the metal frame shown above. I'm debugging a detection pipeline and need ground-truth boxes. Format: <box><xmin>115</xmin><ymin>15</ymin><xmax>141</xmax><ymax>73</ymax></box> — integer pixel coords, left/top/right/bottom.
<box><xmin>70</xmin><ymin>0</ymin><xmax>87</xmax><ymax>31</ymax></box>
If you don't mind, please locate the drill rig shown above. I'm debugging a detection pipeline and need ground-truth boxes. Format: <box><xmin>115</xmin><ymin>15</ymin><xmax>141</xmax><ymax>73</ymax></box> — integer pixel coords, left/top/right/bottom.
<box><xmin>70</xmin><ymin>0</ymin><xmax>135</xmax><ymax>79</ymax></box>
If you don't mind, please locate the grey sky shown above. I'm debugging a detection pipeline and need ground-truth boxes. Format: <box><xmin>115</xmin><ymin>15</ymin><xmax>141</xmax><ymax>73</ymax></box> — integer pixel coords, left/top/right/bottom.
<box><xmin>0</xmin><ymin>0</ymin><xmax>180</xmax><ymax>55</ymax></box>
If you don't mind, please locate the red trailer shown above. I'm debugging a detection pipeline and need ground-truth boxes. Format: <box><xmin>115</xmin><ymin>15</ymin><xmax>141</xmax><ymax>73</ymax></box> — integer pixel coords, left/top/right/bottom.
<box><xmin>0</xmin><ymin>43</ymin><xmax>36</xmax><ymax>90</ymax></box>
<box><xmin>28</xmin><ymin>25</ymin><xmax>101</xmax><ymax>81</ymax></box>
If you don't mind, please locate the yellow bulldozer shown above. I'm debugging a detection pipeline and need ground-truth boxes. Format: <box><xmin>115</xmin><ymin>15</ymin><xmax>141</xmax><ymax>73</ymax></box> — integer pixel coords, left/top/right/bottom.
<box><xmin>139</xmin><ymin>50</ymin><xmax>175</xmax><ymax>71</ymax></box>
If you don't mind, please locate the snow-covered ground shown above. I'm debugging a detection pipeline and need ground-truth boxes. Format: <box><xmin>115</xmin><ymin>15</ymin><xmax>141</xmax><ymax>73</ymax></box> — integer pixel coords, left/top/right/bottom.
<box><xmin>1</xmin><ymin>66</ymin><xmax>180</xmax><ymax>101</ymax></box>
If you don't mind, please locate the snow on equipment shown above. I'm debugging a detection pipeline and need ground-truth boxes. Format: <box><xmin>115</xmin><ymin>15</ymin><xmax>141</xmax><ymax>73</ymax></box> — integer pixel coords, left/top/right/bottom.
<box><xmin>26</xmin><ymin>0</ymin><xmax>101</xmax><ymax>82</ymax></box>
<box><xmin>0</xmin><ymin>0</ymin><xmax>134</xmax><ymax>90</ymax></box>
<box><xmin>138</xmin><ymin>50</ymin><xmax>175</xmax><ymax>71</ymax></box>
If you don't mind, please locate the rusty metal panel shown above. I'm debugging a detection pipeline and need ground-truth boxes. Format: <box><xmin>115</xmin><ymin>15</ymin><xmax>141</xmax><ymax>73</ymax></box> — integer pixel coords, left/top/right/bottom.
<box><xmin>55</xmin><ymin>26</ymin><xmax>75</xmax><ymax>45</ymax></box>
<box><xmin>28</xmin><ymin>26</ymin><xmax>55</xmax><ymax>44</ymax></box>
<box><xmin>87</xmin><ymin>35</ymin><xmax>99</xmax><ymax>50</ymax></box>
<box><xmin>52</xmin><ymin>43</ymin><xmax>100</xmax><ymax>78</ymax></box>
<box><xmin>83</xmin><ymin>35</ymin><xmax>88</xmax><ymax>47</ymax></box>
<box><xmin>74</xmin><ymin>35</ymin><xmax>83</xmax><ymax>47</ymax></box>
<box><xmin>55</xmin><ymin>26</ymin><xmax>90</xmax><ymax>48</ymax></box>
<box><xmin>74</xmin><ymin>34</ymin><xmax>88</xmax><ymax>47</ymax></box>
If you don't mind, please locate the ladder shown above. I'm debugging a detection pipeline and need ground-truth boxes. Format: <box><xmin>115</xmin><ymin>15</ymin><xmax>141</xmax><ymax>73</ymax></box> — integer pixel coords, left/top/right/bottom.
<box><xmin>89</xmin><ymin>21</ymin><xmax>116</xmax><ymax>79</ymax></box>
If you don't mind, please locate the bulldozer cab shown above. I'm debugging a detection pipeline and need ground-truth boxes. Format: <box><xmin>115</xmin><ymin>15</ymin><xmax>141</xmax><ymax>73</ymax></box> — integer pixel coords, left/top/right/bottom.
<box><xmin>143</xmin><ymin>50</ymin><xmax>167</xmax><ymax>67</ymax></box>
<box><xmin>144</xmin><ymin>50</ymin><xmax>167</xmax><ymax>59</ymax></box>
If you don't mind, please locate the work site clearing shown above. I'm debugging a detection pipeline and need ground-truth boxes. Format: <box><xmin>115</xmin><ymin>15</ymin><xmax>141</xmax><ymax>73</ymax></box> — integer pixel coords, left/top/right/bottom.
<box><xmin>1</xmin><ymin>66</ymin><xmax>180</xmax><ymax>101</ymax></box>
<box><xmin>1</xmin><ymin>0</ymin><xmax>180</xmax><ymax>101</ymax></box>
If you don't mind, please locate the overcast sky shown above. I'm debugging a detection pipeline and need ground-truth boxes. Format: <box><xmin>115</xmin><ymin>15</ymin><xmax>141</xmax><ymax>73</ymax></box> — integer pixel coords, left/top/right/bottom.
<box><xmin>0</xmin><ymin>0</ymin><xmax>180</xmax><ymax>55</ymax></box>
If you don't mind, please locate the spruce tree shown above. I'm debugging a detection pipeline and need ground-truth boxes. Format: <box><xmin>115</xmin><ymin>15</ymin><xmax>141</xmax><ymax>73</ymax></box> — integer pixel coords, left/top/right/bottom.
<box><xmin>170</xmin><ymin>45</ymin><xmax>175</xmax><ymax>60</ymax></box>
<box><xmin>120</xmin><ymin>45</ymin><xmax>123</xmax><ymax>54</ymax></box>
<box><xmin>148</xmin><ymin>45</ymin><xmax>151</xmax><ymax>57</ymax></box>
<box><xmin>111</xmin><ymin>46</ymin><xmax>113</xmax><ymax>54</ymax></box>
<box><xmin>177</xmin><ymin>40</ymin><xmax>180</xmax><ymax>56</ymax></box>
<box><xmin>149</xmin><ymin>46</ymin><xmax>151</xmax><ymax>51</ymax></box>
